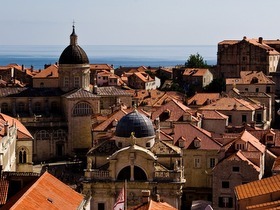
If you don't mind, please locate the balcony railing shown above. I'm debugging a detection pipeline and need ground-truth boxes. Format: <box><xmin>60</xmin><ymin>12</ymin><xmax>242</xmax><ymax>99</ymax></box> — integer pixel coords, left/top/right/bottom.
<box><xmin>84</xmin><ymin>169</ymin><xmax>185</xmax><ymax>183</ymax></box>
<box><xmin>18</xmin><ymin>116</ymin><xmax>67</xmax><ymax>127</ymax></box>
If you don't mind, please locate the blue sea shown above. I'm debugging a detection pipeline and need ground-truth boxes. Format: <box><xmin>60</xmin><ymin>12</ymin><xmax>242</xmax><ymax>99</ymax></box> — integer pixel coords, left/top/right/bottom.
<box><xmin>0</xmin><ymin>45</ymin><xmax>217</xmax><ymax>70</ymax></box>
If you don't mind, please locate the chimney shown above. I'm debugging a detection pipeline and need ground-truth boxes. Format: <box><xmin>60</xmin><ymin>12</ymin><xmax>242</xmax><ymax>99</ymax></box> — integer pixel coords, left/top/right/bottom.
<box><xmin>11</xmin><ymin>67</ymin><xmax>14</xmax><ymax>81</ymax></box>
<box><xmin>21</xmin><ymin>64</ymin><xmax>25</xmax><ymax>72</ymax></box>
<box><xmin>259</xmin><ymin>37</ymin><xmax>263</xmax><ymax>44</ymax></box>
<box><xmin>94</xmin><ymin>85</ymin><xmax>98</xmax><ymax>94</ymax></box>
<box><xmin>155</xmin><ymin>194</ymin><xmax>161</xmax><ymax>202</ymax></box>
<box><xmin>141</xmin><ymin>190</ymin><xmax>150</xmax><ymax>203</ymax></box>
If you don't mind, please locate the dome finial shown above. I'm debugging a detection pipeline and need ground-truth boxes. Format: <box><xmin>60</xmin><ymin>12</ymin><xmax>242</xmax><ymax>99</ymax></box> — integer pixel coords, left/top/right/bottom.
<box><xmin>72</xmin><ymin>20</ymin><xmax>76</xmax><ymax>33</ymax></box>
<box><xmin>70</xmin><ymin>20</ymin><xmax>77</xmax><ymax>45</ymax></box>
<box><xmin>133</xmin><ymin>104</ymin><xmax>138</xmax><ymax>112</ymax></box>
<box><xmin>131</xmin><ymin>132</ymin><xmax>136</xmax><ymax>145</ymax></box>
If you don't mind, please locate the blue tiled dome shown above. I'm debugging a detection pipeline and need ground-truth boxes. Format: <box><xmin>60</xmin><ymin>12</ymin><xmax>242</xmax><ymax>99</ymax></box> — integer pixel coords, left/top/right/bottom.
<box><xmin>116</xmin><ymin>110</ymin><xmax>155</xmax><ymax>138</ymax></box>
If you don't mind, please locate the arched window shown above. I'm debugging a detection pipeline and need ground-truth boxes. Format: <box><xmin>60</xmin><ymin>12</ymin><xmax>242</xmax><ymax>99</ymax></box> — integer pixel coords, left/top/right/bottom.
<box><xmin>72</xmin><ymin>102</ymin><xmax>93</xmax><ymax>116</ymax></box>
<box><xmin>19</xmin><ymin>147</ymin><xmax>27</xmax><ymax>164</ymax></box>
<box><xmin>1</xmin><ymin>103</ymin><xmax>8</xmax><ymax>113</ymax></box>
<box><xmin>36</xmin><ymin>130</ymin><xmax>50</xmax><ymax>140</ymax></box>
<box><xmin>53</xmin><ymin>129</ymin><xmax>67</xmax><ymax>140</ymax></box>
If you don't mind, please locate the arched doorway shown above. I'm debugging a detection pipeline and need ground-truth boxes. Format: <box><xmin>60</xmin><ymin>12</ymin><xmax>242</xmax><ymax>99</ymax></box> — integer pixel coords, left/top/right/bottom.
<box><xmin>117</xmin><ymin>166</ymin><xmax>147</xmax><ymax>181</ymax></box>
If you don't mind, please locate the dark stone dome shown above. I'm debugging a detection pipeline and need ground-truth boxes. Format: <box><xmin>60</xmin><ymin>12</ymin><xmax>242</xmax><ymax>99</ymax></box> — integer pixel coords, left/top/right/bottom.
<box><xmin>58</xmin><ymin>26</ymin><xmax>89</xmax><ymax>65</ymax></box>
<box><xmin>116</xmin><ymin>110</ymin><xmax>155</xmax><ymax>138</ymax></box>
<box><xmin>59</xmin><ymin>45</ymin><xmax>89</xmax><ymax>64</ymax></box>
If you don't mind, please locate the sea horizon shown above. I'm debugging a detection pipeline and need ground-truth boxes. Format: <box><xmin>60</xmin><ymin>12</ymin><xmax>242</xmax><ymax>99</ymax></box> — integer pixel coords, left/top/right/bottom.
<box><xmin>0</xmin><ymin>44</ymin><xmax>217</xmax><ymax>69</ymax></box>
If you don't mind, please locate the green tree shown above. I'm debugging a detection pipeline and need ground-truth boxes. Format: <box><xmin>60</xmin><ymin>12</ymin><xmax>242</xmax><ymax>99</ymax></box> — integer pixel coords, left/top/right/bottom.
<box><xmin>185</xmin><ymin>53</ymin><xmax>207</xmax><ymax>68</ymax></box>
<box><xmin>203</xmin><ymin>78</ymin><xmax>226</xmax><ymax>93</ymax></box>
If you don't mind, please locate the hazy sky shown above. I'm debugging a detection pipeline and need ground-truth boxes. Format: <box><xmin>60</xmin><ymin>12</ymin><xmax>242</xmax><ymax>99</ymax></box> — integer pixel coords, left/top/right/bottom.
<box><xmin>1</xmin><ymin>0</ymin><xmax>280</xmax><ymax>45</ymax></box>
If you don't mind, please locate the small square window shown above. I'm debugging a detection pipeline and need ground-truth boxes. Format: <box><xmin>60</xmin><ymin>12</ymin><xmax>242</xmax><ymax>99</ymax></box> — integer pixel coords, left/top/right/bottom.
<box><xmin>222</xmin><ymin>181</ymin><xmax>229</xmax><ymax>188</ymax></box>
<box><xmin>232</xmin><ymin>166</ymin><xmax>240</xmax><ymax>172</ymax></box>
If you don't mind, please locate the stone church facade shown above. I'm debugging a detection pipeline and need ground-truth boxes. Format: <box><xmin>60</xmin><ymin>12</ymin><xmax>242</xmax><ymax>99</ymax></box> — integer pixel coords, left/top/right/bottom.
<box><xmin>83</xmin><ymin>109</ymin><xmax>185</xmax><ymax>209</ymax></box>
<box><xmin>0</xmin><ymin>26</ymin><xmax>132</xmax><ymax>162</ymax></box>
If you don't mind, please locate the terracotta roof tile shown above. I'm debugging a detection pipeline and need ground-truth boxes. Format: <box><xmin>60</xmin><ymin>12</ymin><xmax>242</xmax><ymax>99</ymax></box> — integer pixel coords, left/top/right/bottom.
<box><xmin>200</xmin><ymin>110</ymin><xmax>228</xmax><ymax>120</ymax></box>
<box><xmin>97</xmin><ymin>86</ymin><xmax>132</xmax><ymax>96</ymax></box>
<box><xmin>171</xmin><ymin>123</ymin><xmax>222</xmax><ymax>149</ymax></box>
<box><xmin>246</xmin><ymin>199</ymin><xmax>280</xmax><ymax>209</ymax></box>
<box><xmin>187</xmin><ymin>93</ymin><xmax>220</xmax><ymax>106</ymax></box>
<box><xmin>272</xmin><ymin>157</ymin><xmax>280</xmax><ymax>172</ymax></box>
<box><xmin>235</xmin><ymin>174</ymin><xmax>280</xmax><ymax>200</ymax></box>
<box><xmin>0</xmin><ymin>113</ymin><xmax>33</xmax><ymax>139</ymax></box>
<box><xmin>151</xmin><ymin>98</ymin><xmax>191</xmax><ymax>121</ymax></box>
<box><xmin>63</xmin><ymin>88</ymin><xmax>99</xmax><ymax>99</ymax></box>
<box><xmin>93</xmin><ymin>109</ymin><xmax>128</xmax><ymax>131</ymax></box>
<box><xmin>225</xmin><ymin>150</ymin><xmax>260</xmax><ymax>172</ymax></box>
<box><xmin>199</xmin><ymin>97</ymin><xmax>261</xmax><ymax>111</ymax></box>
<box><xmin>33</xmin><ymin>65</ymin><xmax>58</xmax><ymax>78</ymax></box>
<box><xmin>90</xmin><ymin>64</ymin><xmax>114</xmax><ymax>71</ymax></box>
<box><xmin>0</xmin><ymin>87</ymin><xmax>27</xmax><ymax>97</ymax></box>
<box><xmin>219</xmin><ymin>37</ymin><xmax>280</xmax><ymax>55</ymax></box>
<box><xmin>226</xmin><ymin>71</ymin><xmax>275</xmax><ymax>85</ymax></box>
<box><xmin>183</xmin><ymin>68</ymin><xmax>209</xmax><ymax>76</ymax></box>
<box><xmin>133</xmin><ymin>72</ymin><xmax>154</xmax><ymax>82</ymax></box>
<box><xmin>126</xmin><ymin>89</ymin><xmax>166</xmax><ymax>107</ymax></box>
<box><xmin>9</xmin><ymin>172</ymin><xmax>84</xmax><ymax>210</ymax></box>
<box><xmin>129</xmin><ymin>199</ymin><xmax>177</xmax><ymax>210</ymax></box>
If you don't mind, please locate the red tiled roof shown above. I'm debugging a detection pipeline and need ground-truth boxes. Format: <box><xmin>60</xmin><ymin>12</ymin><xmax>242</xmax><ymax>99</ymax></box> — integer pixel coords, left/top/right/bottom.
<box><xmin>235</xmin><ymin>174</ymin><xmax>280</xmax><ymax>200</ymax></box>
<box><xmin>226</xmin><ymin>71</ymin><xmax>275</xmax><ymax>85</ymax></box>
<box><xmin>0</xmin><ymin>113</ymin><xmax>33</xmax><ymax>139</ymax></box>
<box><xmin>33</xmin><ymin>65</ymin><xmax>58</xmax><ymax>78</ymax></box>
<box><xmin>225</xmin><ymin>150</ymin><xmax>260</xmax><ymax>172</ymax></box>
<box><xmin>187</xmin><ymin>93</ymin><xmax>220</xmax><ymax>106</ymax></box>
<box><xmin>90</xmin><ymin>64</ymin><xmax>114</xmax><ymax>71</ymax></box>
<box><xmin>126</xmin><ymin>89</ymin><xmax>167</xmax><ymax>107</ymax></box>
<box><xmin>272</xmin><ymin>156</ymin><xmax>280</xmax><ymax>172</ymax></box>
<box><xmin>93</xmin><ymin>109</ymin><xmax>128</xmax><ymax>131</ymax></box>
<box><xmin>63</xmin><ymin>88</ymin><xmax>100</xmax><ymax>99</ymax></box>
<box><xmin>151</xmin><ymin>98</ymin><xmax>191</xmax><ymax>121</ymax></box>
<box><xmin>9</xmin><ymin>172</ymin><xmax>84</xmax><ymax>210</ymax></box>
<box><xmin>183</xmin><ymin>68</ymin><xmax>209</xmax><ymax>76</ymax></box>
<box><xmin>171</xmin><ymin>123</ymin><xmax>222</xmax><ymax>149</ymax></box>
<box><xmin>133</xmin><ymin>72</ymin><xmax>154</xmax><ymax>83</ymax></box>
<box><xmin>129</xmin><ymin>199</ymin><xmax>177</xmax><ymax>210</ymax></box>
<box><xmin>222</xmin><ymin>130</ymin><xmax>266</xmax><ymax>154</ymax></box>
<box><xmin>199</xmin><ymin>97</ymin><xmax>260</xmax><ymax>111</ymax></box>
<box><xmin>219</xmin><ymin>37</ymin><xmax>280</xmax><ymax>55</ymax></box>
<box><xmin>200</xmin><ymin>110</ymin><xmax>228</xmax><ymax>120</ymax></box>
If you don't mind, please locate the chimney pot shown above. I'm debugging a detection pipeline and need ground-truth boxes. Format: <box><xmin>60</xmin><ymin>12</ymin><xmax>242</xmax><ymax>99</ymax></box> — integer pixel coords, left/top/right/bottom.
<box><xmin>141</xmin><ymin>190</ymin><xmax>150</xmax><ymax>203</ymax></box>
